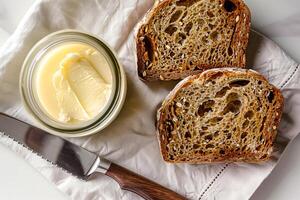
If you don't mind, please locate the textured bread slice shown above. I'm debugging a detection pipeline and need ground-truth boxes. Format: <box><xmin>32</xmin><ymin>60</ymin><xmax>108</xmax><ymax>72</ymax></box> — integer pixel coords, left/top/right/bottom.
<box><xmin>136</xmin><ymin>0</ymin><xmax>251</xmax><ymax>81</ymax></box>
<box><xmin>157</xmin><ymin>68</ymin><xmax>283</xmax><ymax>163</ymax></box>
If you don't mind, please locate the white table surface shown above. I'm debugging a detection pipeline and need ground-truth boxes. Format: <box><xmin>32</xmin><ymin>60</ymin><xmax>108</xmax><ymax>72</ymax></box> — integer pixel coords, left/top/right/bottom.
<box><xmin>0</xmin><ymin>0</ymin><xmax>300</xmax><ymax>199</ymax></box>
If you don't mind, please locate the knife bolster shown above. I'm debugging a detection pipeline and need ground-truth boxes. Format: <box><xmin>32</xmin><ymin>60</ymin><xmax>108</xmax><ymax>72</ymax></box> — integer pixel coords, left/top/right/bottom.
<box><xmin>88</xmin><ymin>157</ymin><xmax>112</xmax><ymax>175</ymax></box>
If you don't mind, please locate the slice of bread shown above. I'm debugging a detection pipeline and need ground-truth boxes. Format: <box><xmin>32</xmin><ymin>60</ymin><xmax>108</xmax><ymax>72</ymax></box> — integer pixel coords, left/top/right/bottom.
<box><xmin>157</xmin><ymin>68</ymin><xmax>283</xmax><ymax>163</ymax></box>
<box><xmin>136</xmin><ymin>0</ymin><xmax>251</xmax><ymax>81</ymax></box>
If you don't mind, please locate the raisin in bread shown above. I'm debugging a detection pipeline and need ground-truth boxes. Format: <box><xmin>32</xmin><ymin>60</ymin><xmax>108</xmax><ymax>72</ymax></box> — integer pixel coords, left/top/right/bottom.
<box><xmin>136</xmin><ymin>0</ymin><xmax>251</xmax><ymax>81</ymax></box>
<box><xmin>157</xmin><ymin>68</ymin><xmax>283</xmax><ymax>163</ymax></box>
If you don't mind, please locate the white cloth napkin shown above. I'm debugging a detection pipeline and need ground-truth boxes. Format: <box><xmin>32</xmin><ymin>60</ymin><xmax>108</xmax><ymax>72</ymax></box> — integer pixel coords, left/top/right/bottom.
<box><xmin>0</xmin><ymin>0</ymin><xmax>300</xmax><ymax>199</ymax></box>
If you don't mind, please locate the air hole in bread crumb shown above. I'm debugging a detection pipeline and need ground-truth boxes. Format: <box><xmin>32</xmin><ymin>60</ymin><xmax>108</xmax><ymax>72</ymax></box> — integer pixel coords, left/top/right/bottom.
<box><xmin>198</xmin><ymin>100</ymin><xmax>215</xmax><ymax>117</ymax></box>
<box><xmin>209</xmin><ymin>117</ymin><xmax>223</xmax><ymax>124</ymax></box>
<box><xmin>242</xmin><ymin>146</ymin><xmax>247</xmax><ymax>151</ymax></box>
<box><xmin>210</xmin><ymin>31</ymin><xmax>220</xmax><ymax>41</ymax></box>
<box><xmin>207</xmin><ymin>11</ymin><xmax>215</xmax><ymax>18</ymax></box>
<box><xmin>185</xmin><ymin>131</ymin><xmax>191</xmax><ymax>139</ymax></box>
<box><xmin>199</xmin><ymin>131</ymin><xmax>206</xmax><ymax>136</ymax></box>
<box><xmin>242</xmin><ymin>120</ymin><xmax>249</xmax><ymax>129</ymax></box>
<box><xmin>143</xmin><ymin>36</ymin><xmax>154</xmax><ymax>62</ymax></box>
<box><xmin>215</xmin><ymin>86</ymin><xmax>230</xmax><ymax>98</ymax></box>
<box><xmin>224</xmin><ymin>0</ymin><xmax>237</xmax><ymax>12</ymax></box>
<box><xmin>165</xmin><ymin>120</ymin><xmax>174</xmax><ymax>133</ymax></box>
<box><xmin>208</xmin><ymin>23</ymin><xmax>215</xmax><ymax>30</ymax></box>
<box><xmin>176</xmin><ymin>32</ymin><xmax>187</xmax><ymax>44</ymax></box>
<box><xmin>202</xmin><ymin>37</ymin><xmax>209</xmax><ymax>45</ymax></box>
<box><xmin>228</xmin><ymin>46</ymin><xmax>233</xmax><ymax>56</ymax></box>
<box><xmin>184</xmin><ymin>101</ymin><xmax>190</xmax><ymax>107</ymax></box>
<box><xmin>170</xmin><ymin>51</ymin><xmax>175</xmax><ymax>57</ymax></box>
<box><xmin>197</xmin><ymin>18</ymin><xmax>205</xmax><ymax>26</ymax></box>
<box><xmin>223</xmin><ymin>100</ymin><xmax>242</xmax><ymax>114</ymax></box>
<box><xmin>267</xmin><ymin>91</ymin><xmax>274</xmax><ymax>103</ymax></box>
<box><xmin>229</xmin><ymin>80</ymin><xmax>250</xmax><ymax>87</ymax></box>
<box><xmin>256</xmin><ymin>145</ymin><xmax>262</xmax><ymax>151</ymax></box>
<box><xmin>219</xmin><ymin>150</ymin><xmax>225</xmax><ymax>154</ymax></box>
<box><xmin>193</xmin><ymin>144</ymin><xmax>200</xmax><ymax>149</ymax></box>
<box><xmin>170</xmin><ymin>10</ymin><xmax>183</xmax><ymax>23</ymax></box>
<box><xmin>258</xmin><ymin>80</ymin><xmax>262</xmax><ymax>85</ymax></box>
<box><xmin>214</xmin><ymin>131</ymin><xmax>219</xmax><ymax>137</ymax></box>
<box><xmin>241</xmin><ymin>132</ymin><xmax>247</xmax><ymax>139</ymax></box>
<box><xmin>259</xmin><ymin>135</ymin><xmax>263</xmax><ymax>141</ymax></box>
<box><xmin>260</xmin><ymin>154</ymin><xmax>267</xmax><ymax>159</ymax></box>
<box><xmin>244</xmin><ymin>111</ymin><xmax>254</xmax><ymax>119</ymax></box>
<box><xmin>165</xmin><ymin>24</ymin><xmax>178</xmax><ymax>36</ymax></box>
<box><xmin>206</xmin><ymin>144</ymin><xmax>214</xmax><ymax>148</ymax></box>
<box><xmin>169</xmin><ymin>155</ymin><xmax>174</xmax><ymax>160</ymax></box>
<box><xmin>184</xmin><ymin>22</ymin><xmax>193</xmax><ymax>35</ymax></box>
<box><xmin>223</xmin><ymin>93</ymin><xmax>241</xmax><ymax>114</ymax></box>
<box><xmin>205</xmin><ymin>134</ymin><xmax>213</xmax><ymax>141</ymax></box>
<box><xmin>260</xmin><ymin>117</ymin><xmax>266</xmax><ymax>132</ymax></box>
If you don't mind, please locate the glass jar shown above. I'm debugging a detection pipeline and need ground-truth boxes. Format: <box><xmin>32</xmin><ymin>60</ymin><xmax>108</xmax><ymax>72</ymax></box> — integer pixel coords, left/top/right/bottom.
<box><xmin>20</xmin><ymin>30</ymin><xmax>126</xmax><ymax>137</ymax></box>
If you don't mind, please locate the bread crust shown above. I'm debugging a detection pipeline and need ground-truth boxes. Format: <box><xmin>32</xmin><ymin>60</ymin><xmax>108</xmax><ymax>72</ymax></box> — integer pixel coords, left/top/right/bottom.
<box><xmin>136</xmin><ymin>0</ymin><xmax>251</xmax><ymax>81</ymax></box>
<box><xmin>157</xmin><ymin>68</ymin><xmax>284</xmax><ymax>163</ymax></box>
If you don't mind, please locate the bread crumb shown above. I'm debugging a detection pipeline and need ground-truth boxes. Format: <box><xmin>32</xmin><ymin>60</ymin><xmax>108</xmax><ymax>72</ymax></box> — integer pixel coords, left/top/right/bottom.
<box><xmin>176</xmin><ymin>102</ymin><xmax>183</xmax><ymax>107</ymax></box>
<box><xmin>166</xmin><ymin>45</ymin><xmax>171</xmax><ymax>49</ymax></box>
<box><xmin>154</xmin><ymin>51</ymin><xmax>158</xmax><ymax>57</ymax></box>
<box><xmin>235</xmin><ymin>16</ymin><xmax>240</xmax><ymax>22</ymax></box>
<box><xmin>139</xmin><ymin>36</ymin><xmax>144</xmax><ymax>41</ymax></box>
<box><xmin>142</xmin><ymin>71</ymin><xmax>147</xmax><ymax>77</ymax></box>
<box><xmin>242</xmin><ymin>55</ymin><xmax>246</xmax><ymax>63</ymax></box>
<box><xmin>177</xmin><ymin>133</ymin><xmax>182</xmax><ymax>140</ymax></box>
<box><xmin>160</xmin><ymin>75</ymin><xmax>165</xmax><ymax>80</ymax></box>
<box><xmin>273</xmin><ymin>126</ymin><xmax>277</xmax><ymax>130</ymax></box>
<box><xmin>179</xmin><ymin>21</ymin><xmax>183</xmax><ymax>26</ymax></box>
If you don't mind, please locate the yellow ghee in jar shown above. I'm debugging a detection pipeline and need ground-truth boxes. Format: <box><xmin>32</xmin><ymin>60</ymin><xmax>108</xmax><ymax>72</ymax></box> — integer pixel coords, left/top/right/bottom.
<box><xmin>35</xmin><ymin>42</ymin><xmax>112</xmax><ymax>124</ymax></box>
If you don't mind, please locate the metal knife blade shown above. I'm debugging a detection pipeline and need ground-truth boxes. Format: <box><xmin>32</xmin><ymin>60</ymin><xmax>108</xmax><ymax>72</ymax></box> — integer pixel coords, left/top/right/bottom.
<box><xmin>0</xmin><ymin>113</ymin><xmax>101</xmax><ymax>179</ymax></box>
<box><xmin>0</xmin><ymin>113</ymin><xmax>186</xmax><ymax>200</ymax></box>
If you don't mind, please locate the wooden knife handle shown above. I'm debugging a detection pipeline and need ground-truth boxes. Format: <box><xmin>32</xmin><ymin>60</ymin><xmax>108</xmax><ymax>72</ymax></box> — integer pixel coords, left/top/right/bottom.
<box><xmin>106</xmin><ymin>163</ymin><xmax>186</xmax><ymax>200</ymax></box>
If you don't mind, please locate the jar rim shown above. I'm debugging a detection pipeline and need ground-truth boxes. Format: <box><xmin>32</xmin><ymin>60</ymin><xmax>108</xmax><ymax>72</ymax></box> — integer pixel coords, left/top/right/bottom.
<box><xmin>20</xmin><ymin>30</ymin><xmax>127</xmax><ymax>137</ymax></box>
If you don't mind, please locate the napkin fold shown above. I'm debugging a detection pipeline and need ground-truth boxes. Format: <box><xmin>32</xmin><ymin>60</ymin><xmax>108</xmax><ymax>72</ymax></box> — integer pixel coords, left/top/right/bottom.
<box><xmin>0</xmin><ymin>0</ymin><xmax>300</xmax><ymax>199</ymax></box>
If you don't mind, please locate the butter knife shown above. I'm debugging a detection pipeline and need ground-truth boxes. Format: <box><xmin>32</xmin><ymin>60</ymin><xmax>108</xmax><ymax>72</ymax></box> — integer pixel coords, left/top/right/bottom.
<box><xmin>0</xmin><ymin>113</ymin><xmax>186</xmax><ymax>200</ymax></box>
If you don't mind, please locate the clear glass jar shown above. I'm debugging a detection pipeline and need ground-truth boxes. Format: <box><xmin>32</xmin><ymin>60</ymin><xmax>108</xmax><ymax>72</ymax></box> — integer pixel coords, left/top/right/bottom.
<box><xmin>20</xmin><ymin>30</ymin><xmax>126</xmax><ymax>137</ymax></box>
